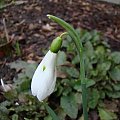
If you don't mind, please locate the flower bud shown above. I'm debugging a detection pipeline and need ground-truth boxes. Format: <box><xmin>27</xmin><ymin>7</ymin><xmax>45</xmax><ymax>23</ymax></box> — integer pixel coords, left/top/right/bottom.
<box><xmin>31</xmin><ymin>50</ymin><xmax>57</xmax><ymax>101</ymax></box>
<box><xmin>50</xmin><ymin>37</ymin><xmax>62</xmax><ymax>53</ymax></box>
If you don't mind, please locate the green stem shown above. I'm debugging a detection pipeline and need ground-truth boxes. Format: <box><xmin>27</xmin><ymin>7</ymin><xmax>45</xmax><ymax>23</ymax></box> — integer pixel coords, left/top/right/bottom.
<box><xmin>82</xmin><ymin>84</ymin><xmax>88</xmax><ymax>120</ymax></box>
<box><xmin>47</xmin><ymin>15</ymin><xmax>88</xmax><ymax>120</ymax></box>
<box><xmin>59</xmin><ymin>32</ymin><xmax>68</xmax><ymax>38</ymax></box>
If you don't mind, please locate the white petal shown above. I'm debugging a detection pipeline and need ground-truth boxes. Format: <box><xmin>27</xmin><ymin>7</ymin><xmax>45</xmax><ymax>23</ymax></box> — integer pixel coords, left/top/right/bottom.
<box><xmin>46</xmin><ymin>68</ymin><xmax>56</xmax><ymax>96</ymax></box>
<box><xmin>36</xmin><ymin>67</ymin><xmax>56</xmax><ymax>101</ymax></box>
<box><xmin>31</xmin><ymin>50</ymin><xmax>57</xmax><ymax>100</ymax></box>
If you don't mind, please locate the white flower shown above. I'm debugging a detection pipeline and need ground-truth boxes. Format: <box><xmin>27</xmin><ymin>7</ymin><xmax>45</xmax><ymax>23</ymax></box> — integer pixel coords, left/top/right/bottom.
<box><xmin>31</xmin><ymin>50</ymin><xmax>57</xmax><ymax>101</ymax></box>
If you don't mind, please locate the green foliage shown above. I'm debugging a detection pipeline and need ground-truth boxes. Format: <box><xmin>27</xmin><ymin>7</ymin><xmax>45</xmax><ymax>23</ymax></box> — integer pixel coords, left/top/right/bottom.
<box><xmin>61</xmin><ymin>94</ymin><xmax>78</xmax><ymax>119</ymax></box>
<box><xmin>88</xmin><ymin>89</ymin><xmax>100</xmax><ymax>109</ymax></box>
<box><xmin>110</xmin><ymin>52</ymin><xmax>120</xmax><ymax>64</ymax></box>
<box><xmin>1</xmin><ymin>29</ymin><xmax>120</xmax><ymax>119</ymax></box>
<box><xmin>98</xmin><ymin>107</ymin><xmax>117</xmax><ymax>120</ymax></box>
<box><xmin>44</xmin><ymin>102</ymin><xmax>60</xmax><ymax>120</ymax></box>
<box><xmin>57</xmin><ymin>51</ymin><xmax>67</xmax><ymax>65</ymax></box>
<box><xmin>0</xmin><ymin>0</ymin><xmax>5</xmax><ymax>9</ymax></box>
<box><xmin>60</xmin><ymin>29</ymin><xmax>120</xmax><ymax>118</ymax></box>
<box><xmin>14</xmin><ymin>40</ymin><xmax>21</xmax><ymax>56</ymax></box>
<box><xmin>109</xmin><ymin>66</ymin><xmax>120</xmax><ymax>81</ymax></box>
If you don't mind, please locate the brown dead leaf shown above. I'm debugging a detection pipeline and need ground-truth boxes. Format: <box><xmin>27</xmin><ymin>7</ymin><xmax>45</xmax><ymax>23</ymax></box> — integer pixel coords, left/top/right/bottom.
<box><xmin>104</xmin><ymin>100</ymin><xmax>118</xmax><ymax>112</ymax></box>
<box><xmin>60</xmin><ymin>61</ymin><xmax>75</xmax><ymax>67</ymax></box>
<box><xmin>29</xmin><ymin>23</ymin><xmax>38</xmax><ymax>30</ymax></box>
<box><xmin>18</xmin><ymin>94</ymin><xmax>28</xmax><ymax>103</ymax></box>
<box><xmin>33</xmin><ymin>33</ymin><xmax>40</xmax><ymax>37</ymax></box>
<box><xmin>117</xmin><ymin>34</ymin><xmax>120</xmax><ymax>39</ymax></box>
<box><xmin>35</xmin><ymin>6</ymin><xmax>41</xmax><ymax>12</ymax></box>
<box><xmin>0</xmin><ymin>79</ymin><xmax>13</xmax><ymax>92</ymax></box>
<box><xmin>57</xmin><ymin>71</ymin><xmax>67</xmax><ymax>79</ymax></box>
<box><xmin>42</xmin><ymin>24</ymin><xmax>53</xmax><ymax>32</ymax></box>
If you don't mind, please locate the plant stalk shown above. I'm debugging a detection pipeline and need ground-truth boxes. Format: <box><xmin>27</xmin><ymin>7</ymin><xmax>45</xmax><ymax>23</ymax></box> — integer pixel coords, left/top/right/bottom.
<box><xmin>47</xmin><ymin>15</ymin><xmax>88</xmax><ymax>120</ymax></box>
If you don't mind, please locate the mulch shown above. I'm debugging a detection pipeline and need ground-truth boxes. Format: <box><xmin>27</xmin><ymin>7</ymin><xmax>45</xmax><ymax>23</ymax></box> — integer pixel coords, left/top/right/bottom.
<box><xmin>0</xmin><ymin>0</ymin><xmax>120</xmax><ymax>58</ymax></box>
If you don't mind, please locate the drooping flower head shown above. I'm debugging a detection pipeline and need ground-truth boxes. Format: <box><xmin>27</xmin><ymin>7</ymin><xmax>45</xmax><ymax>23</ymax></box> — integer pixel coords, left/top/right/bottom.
<box><xmin>31</xmin><ymin>36</ymin><xmax>62</xmax><ymax>101</ymax></box>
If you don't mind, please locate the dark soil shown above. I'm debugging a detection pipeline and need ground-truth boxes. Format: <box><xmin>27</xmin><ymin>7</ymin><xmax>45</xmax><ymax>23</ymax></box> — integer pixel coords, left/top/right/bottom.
<box><xmin>0</xmin><ymin>0</ymin><xmax>120</xmax><ymax>119</ymax></box>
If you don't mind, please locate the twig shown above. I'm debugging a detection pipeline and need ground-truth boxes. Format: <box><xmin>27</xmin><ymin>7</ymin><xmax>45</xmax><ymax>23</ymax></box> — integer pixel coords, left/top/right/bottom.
<box><xmin>0</xmin><ymin>2</ymin><xmax>13</xmax><ymax>9</ymax></box>
<box><xmin>0</xmin><ymin>1</ymin><xmax>28</xmax><ymax>10</ymax></box>
<box><xmin>3</xmin><ymin>18</ymin><xmax>9</xmax><ymax>42</ymax></box>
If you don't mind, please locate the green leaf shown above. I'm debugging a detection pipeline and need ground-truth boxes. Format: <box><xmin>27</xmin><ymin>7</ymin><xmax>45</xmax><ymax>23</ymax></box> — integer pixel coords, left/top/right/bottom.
<box><xmin>57</xmin><ymin>51</ymin><xmax>67</xmax><ymax>65</ymax></box>
<box><xmin>80</xmin><ymin>29</ymin><xmax>92</xmax><ymax>43</ymax></box>
<box><xmin>0</xmin><ymin>105</ymin><xmax>9</xmax><ymax>114</ymax></box>
<box><xmin>104</xmin><ymin>84</ymin><xmax>113</xmax><ymax>91</ymax></box>
<box><xmin>91</xmin><ymin>30</ymin><xmax>101</xmax><ymax>44</ymax></box>
<box><xmin>88</xmin><ymin>89</ymin><xmax>100</xmax><ymax>109</ymax></box>
<box><xmin>74</xmin><ymin>79</ymin><xmax>93</xmax><ymax>92</ymax></box>
<box><xmin>66</xmin><ymin>67</ymin><xmax>79</xmax><ymax>78</ymax></box>
<box><xmin>67</xmin><ymin>42</ymin><xmax>75</xmax><ymax>52</ymax></box>
<box><xmin>56</xmin><ymin>85</ymin><xmax>64</xmax><ymax>96</ymax></box>
<box><xmin>44</xmin><ymin>103</ymin><xmax>60</xmax><ymax>120</ymax></box>
<box><xmin>111</xmin><ymin>52</ymin><xmax>120</xmax><ymax>64</ymax></box>
<box><xmin>84</xmin><ymin>41</ymin><xmax>94</xmax><ymax>58</ymax></box>
<box><xmin>8</xmin><ymin>60</ymin><xmax>37</xmax><ymax>78</ymax></box>
<box><xmin>57</xmin><ymin>108</ymin><xmax>66</xmax><ymax>120</ymax></box>
<box><xmin>99</xmin><ymin>90</ymin><xmax>105</xmax><ymax>99</ymax></box>
<box><xmin>4</xmin><ymin>89</ymin><xmax>17</xmax><ymax>100</ymax></box>
<box><xmin>12</xmin><ymin>114</ymin><xmax>18</xmax><ymax>120</ymax></box>
<box><xmin>86</xmin><ymin>79</ymin><xmax>95</xmax><ymax>88</ymax></box>
<box><xmin>97</xmin><ymin>61</ymin><xmax>111</xmax><ymax>76</ymax></box>
<box><xmin>13</xmin><ymin>75</ymin><xmax>31</xmax><ymax>92</ymax></box>
<box><xmin>0</xmin><ymin>101</ymin><xmax>11</xmax><ymax>120</ymax></box>
<box><xmin>0</xmin><ymin>111</ymin><xmax>10</xmax><ymax>120</ymax></box>
<box><xmin>72</xmin><ymin>54</ymin><xmax>79</xmax><ymax>64</ymax></box>
<box><xmin>106</xmin><ymin>91</ymin><xmax>120</xmax><ymax>98</ymax></box>
<box><xmin>62</xmin><ymin>87</ymin><xmax>72</xmax><ymax>96</ymax></box>
<box><xmin>73</xmin><ymin>80</ymin><xmax>82</xmax><ymax>92</ymax></box>
<box><xmin>62</xmin><ymin>35</ymin><xmax>72</xmax><ymax>48</ymax></box>
<box><xmin>84</xmin><ymin>56</ymin><xmax>93</xmax><ymax>72</ymax></box>
<box><xmin>95</xmin><ymin>45</ymin><xmax>106</xmax><ymax>55</ymax></box>
<box><xmin>74</xmin><ymin>93</ymin><xmax>82</xmax><ymax>104</ymax></box>
<box><xmin>109</xmin><ymin>66</ymin><xmax>120</xmax><ymax>81</ymax></box>
<box><xmin>0</xmin><ymin>0</ymin><xmax>5</xmax><ymax>9</ymax></box>
<box><xmin>18</xmin><ymin>78</ymin><xmax>31</xmax><ymax>92</ymax></box>
<box><xmin>98</xmin><ymin>107</ymin><xmax>117</xmax><ymax>120</ymax></box>
<box><xmin>112</xmin><ymin>83</ymin><xmax>120</xmax><ymax>91</ymax></box>
<box><xmin>60</xmin><ymin>94</ymin><xmax>78</xmax><ymax>119</ymax></box>
<box><xmin>44</xmin><ymin>115</ymin><xmax>52</xmax><ymax>120</ymax></box>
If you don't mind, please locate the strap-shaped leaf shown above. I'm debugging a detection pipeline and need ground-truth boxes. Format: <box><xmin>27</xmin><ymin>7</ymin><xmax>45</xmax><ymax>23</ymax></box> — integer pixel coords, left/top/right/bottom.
<box><xmin>44</xmin><ymin>102</ymin><xmax>60</xmax><ymax>120</ymax></box>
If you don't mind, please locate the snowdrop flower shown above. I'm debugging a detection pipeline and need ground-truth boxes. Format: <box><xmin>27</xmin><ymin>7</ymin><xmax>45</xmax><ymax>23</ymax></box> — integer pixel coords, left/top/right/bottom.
<box><xmin>31</xmin><ymin>36</ymin><xmax>62</xmax><ymax>101</ymax></box>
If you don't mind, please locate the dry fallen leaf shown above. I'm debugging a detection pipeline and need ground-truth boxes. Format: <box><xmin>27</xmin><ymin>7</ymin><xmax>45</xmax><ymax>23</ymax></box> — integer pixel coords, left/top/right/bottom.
<box><xmin>57</xmin><ymin>71</ymin><xmax>67</xmax><ymax>79</ymax></box>
<box><xmin>42</xmin><ymin>24</ymin><xmax>53</xmax><ymax>32</ymax></box>
<box><xmin>0</xmin><ymin>79</ymin><xmax>13</xmax><ymax>92</ymax></box>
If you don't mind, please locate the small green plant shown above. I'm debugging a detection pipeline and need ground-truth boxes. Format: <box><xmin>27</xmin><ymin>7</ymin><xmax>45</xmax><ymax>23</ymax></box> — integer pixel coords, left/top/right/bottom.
<box><xmin>0</xmin><ymin>0</ymin><xmax>5</xmax><ymax>9</ymax></box>
<box><xmin>14</xmin><ymin>40</ymin><xmax>21</xmax><ymax>56</ymax></box>
<box><xmin>58</xmin><ymin>28</ymin><xmax>120</xmax><ymax>119</ymax></box>
<box><xmin>0</xmin><ymin>23</ymin><xmax>120</xmax><ymax>120</ymax></box>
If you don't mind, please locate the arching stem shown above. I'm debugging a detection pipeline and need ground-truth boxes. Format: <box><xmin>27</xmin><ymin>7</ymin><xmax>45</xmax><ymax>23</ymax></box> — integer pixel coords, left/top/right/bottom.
<box><xmin>59</xmin><ymin>32</ymin><xmax>68</xmax><ymax>38</ymax></box>
<box><xmin>47</xmin><ymin>15</ymin><xmax>88</xmax><ymax>120</ymax></box>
